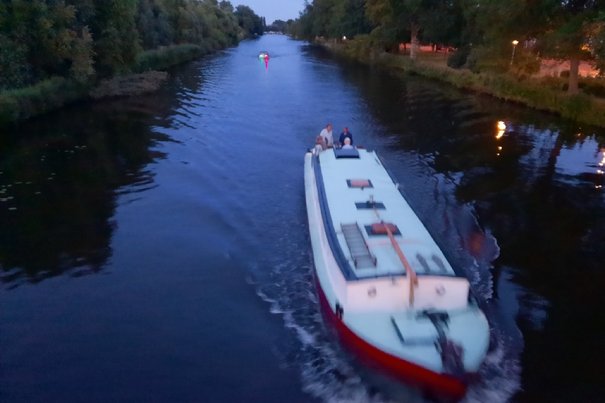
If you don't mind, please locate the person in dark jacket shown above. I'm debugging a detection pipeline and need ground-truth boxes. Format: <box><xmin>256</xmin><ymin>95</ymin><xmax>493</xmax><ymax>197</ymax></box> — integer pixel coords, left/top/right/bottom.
<box><xmin>339</xmin><ymin>127</ymin><xmax>353</xmax><ymax>147</ymax></box>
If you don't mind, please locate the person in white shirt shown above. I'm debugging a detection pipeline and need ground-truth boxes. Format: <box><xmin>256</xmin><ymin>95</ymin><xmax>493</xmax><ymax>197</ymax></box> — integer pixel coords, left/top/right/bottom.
<box><xmin>319</xmin><ymin>123</ymin><xmax>333</xmax><ymax>147</ymax></box>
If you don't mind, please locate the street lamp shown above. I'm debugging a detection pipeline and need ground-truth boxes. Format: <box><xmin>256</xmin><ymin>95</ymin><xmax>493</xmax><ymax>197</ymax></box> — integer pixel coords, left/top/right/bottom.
<box><xmin>510</xmin><ymin>40</ymin><xmax>519</xmax><ymax>66</ymax></box>
<box><xmin>496</xmin><ymin>120</ymin><xmax>506</xmax><ymax>139</ymax></box>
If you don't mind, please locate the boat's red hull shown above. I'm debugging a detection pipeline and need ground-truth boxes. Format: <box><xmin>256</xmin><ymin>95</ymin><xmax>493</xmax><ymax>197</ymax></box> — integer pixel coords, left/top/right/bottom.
<box><xmin>314</xmin><ymin>277</ymin><xmax>467</xmax><ymax>401</ymax></box>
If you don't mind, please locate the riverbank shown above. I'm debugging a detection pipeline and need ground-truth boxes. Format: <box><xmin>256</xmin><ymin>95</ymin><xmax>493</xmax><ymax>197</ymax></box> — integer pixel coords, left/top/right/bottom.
<box><xmin>323</xmin><ymin>40</ymin><xmax>605</xmax><ymax>128</ymax></box>
<box><xmin>0</xmin><ymin>44</ymin><xmax>213</xmax><ymax>126</ymax></box>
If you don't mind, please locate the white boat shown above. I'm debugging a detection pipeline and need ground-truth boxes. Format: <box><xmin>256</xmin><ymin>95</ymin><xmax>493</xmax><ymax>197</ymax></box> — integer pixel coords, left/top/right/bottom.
<box><xmin>304</xmin><ymin>146</ymin><xmax>490</xmax><ymax>399</ymax></box>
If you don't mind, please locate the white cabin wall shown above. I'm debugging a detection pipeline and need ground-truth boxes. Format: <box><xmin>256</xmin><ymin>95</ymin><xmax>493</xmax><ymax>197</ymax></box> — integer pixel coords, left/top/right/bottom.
<box><xmin>412</xmin><ymin>276</ymin><xmax>469</xmax><ymax>310</ymax></box>
<box><xmin>345</xmin><ymin>277</ymin><xmax>409</xmax><ymax>312</ymax></box>
<box><xmin>344</xmin><ymin>275</ymin><xmax>470</xmax><ymax>313</ymax></box>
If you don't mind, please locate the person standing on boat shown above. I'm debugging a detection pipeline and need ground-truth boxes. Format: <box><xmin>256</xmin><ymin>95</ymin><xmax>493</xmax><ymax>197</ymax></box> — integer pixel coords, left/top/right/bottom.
<box><xmin>319</xmin><ymin>123</ymin><xmax>333</xmax><ymax>147</ymax></box>
<box><xmin>339</xmin><ymin>127</ymin><xmax>353</xmax><ymax>147</ymax></box>
<box><xmin>313</xmin><ymin>135</ymin><xmax>326</xmax><ymax>154</ymax></box>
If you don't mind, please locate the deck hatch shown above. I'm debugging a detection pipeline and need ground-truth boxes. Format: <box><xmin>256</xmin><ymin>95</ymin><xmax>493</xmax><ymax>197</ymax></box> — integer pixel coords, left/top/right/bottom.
<box><xmin>355</xmin><ymin>201</ymin><xmax>385</xmax><ymax>210</ymax></box>
<box><xmin>334</xmin><ymin>148</ymin><xmax>360</xmax><ymax>158</ymax></box>
<box><xmin>365</xmin><ymin>223</ymin><xmax>401</xmax><ymax>236</ymax></box>
<box><xmin>347</xmin><ymin>179</ymin><xmax>373</xmax><ymax>189</ymax></box>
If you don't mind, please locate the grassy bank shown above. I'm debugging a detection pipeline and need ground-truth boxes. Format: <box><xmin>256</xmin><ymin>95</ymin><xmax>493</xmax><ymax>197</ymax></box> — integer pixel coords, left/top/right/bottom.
<box><xmin>326</xmin><ymin>40</ymin><xmax>605</xmax><ymax>128</ymax></box>
<box><xmin>0</xmin><ymin>44</ymin><xmax>214</xmax><ymax>126</ymax></box>
<box><xmin>0</xmin><ymin>77</ymin><xmax>88</xmax><ymax>125</ymax></box>
<box><xmin>134</xmin><ymin>44</ymin><xmax>210</xmax><ymax>73</ymax></box>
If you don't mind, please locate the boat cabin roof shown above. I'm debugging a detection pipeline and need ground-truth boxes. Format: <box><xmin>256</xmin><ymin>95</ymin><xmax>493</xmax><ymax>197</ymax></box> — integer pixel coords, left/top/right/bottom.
<box><xmin>316</xmin><ymin>147</ymin><xmax>457</xmax><ymax>280</ymax></box>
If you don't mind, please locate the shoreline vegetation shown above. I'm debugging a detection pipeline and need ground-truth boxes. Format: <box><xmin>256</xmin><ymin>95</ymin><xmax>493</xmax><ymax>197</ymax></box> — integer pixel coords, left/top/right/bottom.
<box><xmin>0</xmin><ymin>1</ymin><xmax>267</xmax><ymax>126</ymax></box>
<box><xmin>4</xmin><ymin>34</ymin><xmax>604</xmax><ymax>129</ymax></box>
<box><xmin>286</xmin><ymin>1</ymin><xmax>605</xmax><ymax>130</ymax></box>
<box><xmin>322</xmin><ymin>39</ymin><xmax>605</xmax><ymax>128</ymax></box>
<box><xmin>0</xmin><ymin>44</ymin><xmax>204</xmax><ymax>125</ymax></box>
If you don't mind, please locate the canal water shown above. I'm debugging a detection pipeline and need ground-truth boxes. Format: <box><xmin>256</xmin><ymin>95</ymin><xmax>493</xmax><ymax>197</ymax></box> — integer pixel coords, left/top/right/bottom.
<box><xmin>1</xmin><ymin>35</ymin><xmax>604</xmax><ymax>402</ymax></box>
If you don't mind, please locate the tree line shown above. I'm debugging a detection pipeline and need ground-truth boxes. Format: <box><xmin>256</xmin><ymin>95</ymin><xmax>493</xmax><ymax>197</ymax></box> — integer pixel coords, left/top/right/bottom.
<box><xmin>0</xmin><ymin>0</ymin><xmax>265</xmax><ymax>92</ymax></box>
<box><xmin>289</xmin><ymin>0</ymin><xmax>605</xmax><ymax>93</ymax></box>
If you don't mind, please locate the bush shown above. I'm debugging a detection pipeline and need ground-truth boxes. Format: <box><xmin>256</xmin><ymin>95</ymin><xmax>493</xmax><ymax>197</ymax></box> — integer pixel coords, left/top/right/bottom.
<box><xmin>561</xmin><ymin>93</ymin><xmax>591</xmax><ymax>120</ymax></box>
<box><xmin>466</xmin><ymin>46</ymin><xmax>509</xmax><ymax>74</ymax></box>
<box><xmin>447</xmin><ymin>46</ymin><xmax>470</xmax><ymax>69</ymax></box>
<box><xmin>321</xmin><ymin>39</ymin><xmax>605</xmax><ymax>127</ymax></box>
<box><xmin>0</xmin><ymin>34</ymin><xmax>32</xmax><ymax>91</ymax></box>
<box><xmin>0</xmin><ymin>95</ymin><xmax>19</xmax><ymax>124</ymax></box>
<box><xmin>579</xmin><ymin>78</ymin><xmax>605</xmax><ymax>98</ymax></box>
<box><xmin>340</xmin><ymin>34</ymin><xmax>376</xmax><ymax>60</ymax></box>
<box><xmin>135</xmin><ymin>44</ymin><xmax>204</xmax><ymax>72</ymax></box>
<box><xmin>0</xmin><ymin>77</ymin><xmax>87</xmax><ymax>124</ymax></box>
<box><xmin>538</xmin><ymin>76</ymin><xmax>567</xmax><ymax>91</ymax></box>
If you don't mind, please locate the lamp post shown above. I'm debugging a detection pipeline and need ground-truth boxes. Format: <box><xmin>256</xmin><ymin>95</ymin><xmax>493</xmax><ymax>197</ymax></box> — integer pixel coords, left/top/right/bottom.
<box><xmin>510</xmin><ymin>40</ymin><xmax>519</xmax><ymax>66</ymax></box>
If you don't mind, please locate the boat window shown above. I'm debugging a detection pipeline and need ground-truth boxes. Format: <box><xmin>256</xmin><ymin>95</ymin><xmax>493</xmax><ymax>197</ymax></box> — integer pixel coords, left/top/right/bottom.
<box><xmin>347</xmin><ymin>179</ymin><xmax>373</xmax><ymax>189</ymax></box>
<box><xmin>365</xmin><ymin>223</ymin><xmax>401</xmax><ymax>236</ymax></box>
<box><xmin>431</xmin><ymin>254</ymin><xmax>448</xmax><ymax>273</ymax></box>
<box><xmin>416</xmin><ymin>253</ymin><xmax>432</xmax><ymax>273</ymax></box>
<box><xmin>355</xmin><ymin>201</ymin><xmax>385</xmax><ymax>209</ymax></box>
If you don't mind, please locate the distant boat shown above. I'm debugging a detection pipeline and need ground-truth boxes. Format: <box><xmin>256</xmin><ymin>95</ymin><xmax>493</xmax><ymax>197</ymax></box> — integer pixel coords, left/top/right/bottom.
<box><xmin>258</xmin><ymin>51</ymin><xmax>269</xmax><ymax>59</ymax></box>
<box><xmin>304</xmin><ymin>146</ymin><xmax>490</xmax><ymax>399</ymax></box>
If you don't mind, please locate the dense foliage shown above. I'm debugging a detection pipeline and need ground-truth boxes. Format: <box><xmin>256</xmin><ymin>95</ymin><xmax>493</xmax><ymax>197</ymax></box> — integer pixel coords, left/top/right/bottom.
<box><xmin>0</xmin><ymin>0</ymin><xmax>263</xmax><ymax>91</ymax></box>
<box><xmin>290</xmin><ymin>0</ymin><xmax>605</xmax><ymax>92</ymax></box>
<box><xmin>267</xmin><ymin>19</ymin><xmax>294</xmax><ymax>33</ymax></box>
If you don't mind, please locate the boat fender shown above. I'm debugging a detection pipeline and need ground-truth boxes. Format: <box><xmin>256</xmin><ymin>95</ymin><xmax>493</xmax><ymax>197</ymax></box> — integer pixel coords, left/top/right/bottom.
<box><xmin>335</xmin><ymin>302</ymin><xmax>344</xmax><ymax>319</ymax></box>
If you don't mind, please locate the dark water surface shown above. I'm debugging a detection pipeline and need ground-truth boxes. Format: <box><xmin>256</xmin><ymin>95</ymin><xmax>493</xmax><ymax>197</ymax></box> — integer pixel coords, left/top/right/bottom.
<box><xmin>1</xmin><ymin>35</ymin><xmax>604</xmax><ymax>402</ymax></box>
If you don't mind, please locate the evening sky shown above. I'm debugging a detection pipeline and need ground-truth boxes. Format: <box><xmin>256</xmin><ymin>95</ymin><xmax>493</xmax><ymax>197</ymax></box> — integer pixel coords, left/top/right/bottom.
<box><xmin>237</xmin><ymin>0</ymin><xmax>304</xmax><ymax>24</ymax></box>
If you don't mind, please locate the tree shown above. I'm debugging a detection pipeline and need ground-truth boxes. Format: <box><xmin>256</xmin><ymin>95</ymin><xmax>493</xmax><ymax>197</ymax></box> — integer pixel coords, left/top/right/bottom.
<box><xmin>330</xmin><ymin>0</ymin><xmax>371</xmax><ymax>38</ymax></box>
<box><xmin>366</xmin><ymin>0</ymin><xmax>460</xmax><ymax>58</ymax></box>
<box><xmin>460</xmin><ymin>0</ymin><xmax>538</xmax><ymax>73</ymax></box>
<box><xmin>536</xmin><ymin>0</ymin><xmax>602</xmax><ymax>94</ymax></box>
<box><xmin>91</xmin><ymin>0</ymin><xmax>141</xmax><ymax>76</ymax></box>
<box><xmin>219</xmin><ymin>1</ymin><xmax>234</xmax><ymax>14</ymax></box>
<box><xmin>268</xmin><ymin>19</ymin><xmax>289</xmax><ymax>33</ymax></box>
<box><xmin>136</xmin><ymin>0</ymin><xmax>173</xmax><ymax>49</ymax></box>
<box><xmin>589</xmin><ymin>12</ymin><xmax>605</xmax><ymax>73</ymax></box>
<box><xmin>234</xmin><ymin>5</ymin><xmax>263</xmax><ymax>37</ymax></box>
<box><xmin>464</xmin><ymin>0</ymin><xmax>603</xmax><ymax>91</ymax></box>
<box><xmin>290</xmin><ymin>2</ymin><xmax>315</xmax><ymax>38</ymax></box>
<box><xmin>0</xmin><ymin>0</ymin><xmax>94</xmax><ymax>86</ymax></box>
<box><xmin>421</xmin><ymin>0</ymin><xmax>465</xmax><ymax>48</ymax></box>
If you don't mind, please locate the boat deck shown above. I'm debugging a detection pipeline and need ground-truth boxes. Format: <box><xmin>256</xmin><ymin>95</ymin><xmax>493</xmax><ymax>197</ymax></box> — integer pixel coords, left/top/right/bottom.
<box><xmin>316</xmin><ymin>148</ymin><xmax>456</xmax><ymax>280</ymax></box>
<box><xmin>305</xmin><ymin>147</ymin><xmax>490</xmax><ymax>385</ymax></box>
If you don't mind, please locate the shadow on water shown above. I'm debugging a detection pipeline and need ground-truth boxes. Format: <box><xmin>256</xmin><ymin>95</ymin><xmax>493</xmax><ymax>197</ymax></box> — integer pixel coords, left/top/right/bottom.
<box><xmin>0</xmin><ymin>52</ymin><xmax>216</xmax><ymax>289</ymax></box>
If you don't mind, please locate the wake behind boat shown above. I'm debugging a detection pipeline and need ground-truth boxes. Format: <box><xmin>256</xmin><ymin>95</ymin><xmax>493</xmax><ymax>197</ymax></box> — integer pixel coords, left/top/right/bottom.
<box><xmin>304</xmin><ymin>146</ymin><xmax>489</xmax><ymax>399</ymax></box>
